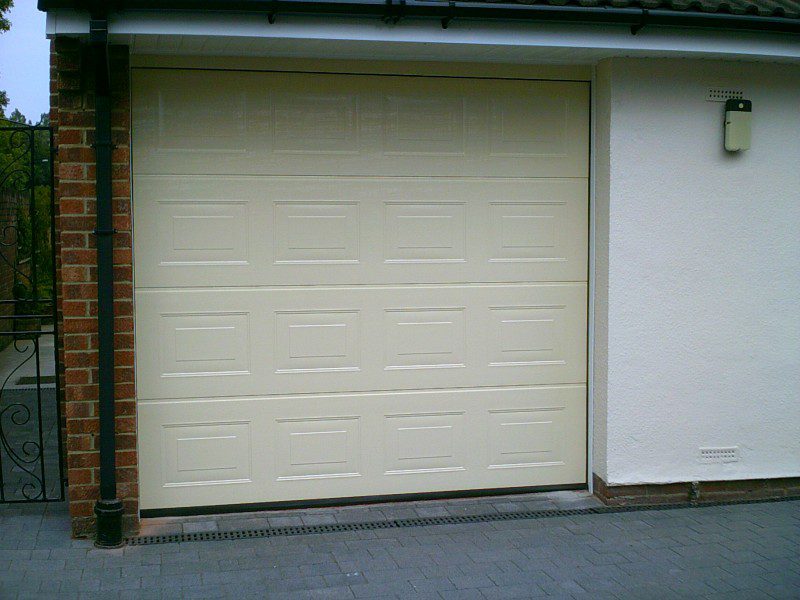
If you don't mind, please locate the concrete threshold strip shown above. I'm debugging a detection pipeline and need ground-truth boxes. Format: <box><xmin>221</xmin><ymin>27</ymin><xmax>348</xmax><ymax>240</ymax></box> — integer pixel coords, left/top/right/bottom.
<box><xmin>126</xmin><ymin>495</ymin><xmax>800</xmax><ymax>546</ymax></box>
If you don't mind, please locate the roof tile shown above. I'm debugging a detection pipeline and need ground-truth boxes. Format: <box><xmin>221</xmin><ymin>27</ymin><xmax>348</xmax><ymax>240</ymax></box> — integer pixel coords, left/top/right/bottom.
<box><xmin>473</xmin><ymin>0</ymin><xmax>799</xmax><ymax>18</ymax></box>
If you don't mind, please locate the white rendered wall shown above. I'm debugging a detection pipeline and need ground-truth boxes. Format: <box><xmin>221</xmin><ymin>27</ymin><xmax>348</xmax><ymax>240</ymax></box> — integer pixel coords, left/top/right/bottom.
<box><xmin>594</xmin><ymin>58</ymin><xmax>800</xmax><ymax>485</ymax></box>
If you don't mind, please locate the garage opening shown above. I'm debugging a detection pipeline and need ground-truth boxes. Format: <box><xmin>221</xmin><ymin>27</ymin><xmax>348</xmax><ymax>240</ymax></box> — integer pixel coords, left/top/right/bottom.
<box><xmin>131</xmin><ymin>67</ymin><xmax>589</xmax><ymax>511</ymax></box>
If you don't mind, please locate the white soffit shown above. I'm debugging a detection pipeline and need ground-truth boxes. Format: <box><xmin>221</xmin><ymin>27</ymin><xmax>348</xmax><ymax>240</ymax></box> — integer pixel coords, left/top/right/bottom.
<box><xmin>46</xmin><ymin>10</ymin><xmax>800</xmax><ymax>63</ymax></box>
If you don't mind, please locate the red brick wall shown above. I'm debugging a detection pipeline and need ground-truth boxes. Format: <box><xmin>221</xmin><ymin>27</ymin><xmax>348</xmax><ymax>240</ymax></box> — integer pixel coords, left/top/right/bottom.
<box><xmin>51</xmin><ymin>38</ymin><xmax>137</xmax><ymax>537</ymax></box>
<box><xmin>593</xmin><ymin>473</ymin><xmax>800</xmax><ymax>506</ymax></box>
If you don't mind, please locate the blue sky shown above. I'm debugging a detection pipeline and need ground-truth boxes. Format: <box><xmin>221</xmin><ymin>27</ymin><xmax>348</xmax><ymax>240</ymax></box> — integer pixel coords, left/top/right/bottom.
<box><xmin>0</xmin><ymin>1</ymin><xmax>50</xmax><ymax>122</ymax></box>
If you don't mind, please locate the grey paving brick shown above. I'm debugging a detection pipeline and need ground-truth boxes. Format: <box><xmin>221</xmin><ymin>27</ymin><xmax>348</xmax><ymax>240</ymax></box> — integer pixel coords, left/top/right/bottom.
<box><xmin>447</xmin><ymin>574</ymin><xmax>494</xmax><ymax>590</ymax></box>
<box><xmin>119</xmin><ymin>588</ymin><xmax>163</xmax><ymax>599</ymax></box>
<box><xmin>722</xmin><ymin>561</ymin><xmax>770</xmax><ymax>577</ymax></box>
<box><xmin>0</xmin><ymin>497</ymin><xmax>797</xmax><ymax>600</ymax></box>
<box><xmin>536</xmin><ymin>578</ymin><xmax>586</xmax><ymax>596</ymax></box>
<box><xmin>350</xmin><ymin>580</ymin><xmax>412</xmax><ymax>598</ymax></box>
<box><xmin>272</xmin><ymin>587</ymin><xmax>356</xmax><ymax>599</ymax></box>
<box><xmin>99</xmin><ymin>575</ymin><xmax>143</xmax><ymax>591</ymax></box>
<box><xmin>183</xmin><ymin>520</ymin><xmax>220</xmax><ymax>534</ymax></box>
<box><xmin>323</xmin><ymin>571</ymin><xmax>367</xmax><ymax>587</ymax></box>
<box><xmin>488</xmin><ymin>571</ymin><xmax>546</xmax><ymax>587</ymax></box>
<box><xmin>215</xmin><ymin>517</ymin><xmax>271</xmax><ymax>532</ymax></box>
<box><xmin>415</xmin><ymin>505</ymin><xmax>451</xmax><ymax>518</ymax></box>
<box><xmin>268</xmin><ymin>575</ymin><xmax>329</xmax><ymax>592</ymax></box>
<box><xmin>140</xmin><ymin>573</ymin><xmax>198</xmax><ymax>589</ymax></box>
<box><xmin>438</xmin><ymin>588</ymin><xmax>486</xmax><ymax>600</ymax></box>
<box><xmin>480</xmin><ymin>583</ymin><xmax>547</xmax><ymax>599</ymax></box>
<box><xmin>703</xmin><ymin>576</ymin><xmax>740</xmax><ymax>594</ymax></box>
<box><xmin>268</xmin><ymin>515</ymin><xmax>305</xmax><ymax>528</ymax></box>
<box><xmin>301</xmin><ymin>513</ymin><xmax>339</xmax><ymax>526</ymax></box>
<box><xmin>161</xmin><ymin>561</ymin><xmax>207</xmax><ymax>576</ymax></box>
<box><xmin>415</xmin><ymin>564</ymin><xmax>454</xmax><ymax>580</ymax></box>
<box><xmin>362</xmin><ymin>566</ymin><xmax>423</xmax><ymax>583</ymax></box>
<box><xmin>298</xmin><ymin>561</ymin><xmax>343</xmax><ymax>577</ymax></box>
<box><xmin>336</xmin><ymin>557</ymin><xmax>397</xmax><ymax>573</ymax></box>
<box><xmin>407</xmin><ymin>576</ymin><xmax>455</xmax><ymax>592</ymax></box>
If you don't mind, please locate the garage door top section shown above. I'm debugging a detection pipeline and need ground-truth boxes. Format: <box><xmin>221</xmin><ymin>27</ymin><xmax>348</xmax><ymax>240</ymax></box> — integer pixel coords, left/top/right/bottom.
<box><xmin>132</xmin><ymin>70</ymin><xmax>589</xmax><ymax>178</ymax></box>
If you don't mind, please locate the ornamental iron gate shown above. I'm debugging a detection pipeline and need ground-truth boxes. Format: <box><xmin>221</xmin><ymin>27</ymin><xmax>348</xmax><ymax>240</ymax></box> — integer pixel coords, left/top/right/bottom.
<box><xmin>0</xmin><ymin>118</ymin><xmax>64</xmax><ymax>502</ymax></box>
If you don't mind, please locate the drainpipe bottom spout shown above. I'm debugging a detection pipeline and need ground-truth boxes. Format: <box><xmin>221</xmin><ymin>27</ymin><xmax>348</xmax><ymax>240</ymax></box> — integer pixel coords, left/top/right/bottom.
<box><xmin>94</xmin><ymin>498</ymin><xmax>124</xmax><ymax>548</ymax></box>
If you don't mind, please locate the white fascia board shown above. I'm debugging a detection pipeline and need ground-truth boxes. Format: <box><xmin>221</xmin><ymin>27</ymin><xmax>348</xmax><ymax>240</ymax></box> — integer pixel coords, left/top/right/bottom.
<box><xmin>46</xmin><ymin>9</ymin><xmax>800</xmax><ymax>62</ymax></box>
<box><xmin>47</xmin><ymin>10</ymin><xmax>90</xmax><ymax>36</ymax></box>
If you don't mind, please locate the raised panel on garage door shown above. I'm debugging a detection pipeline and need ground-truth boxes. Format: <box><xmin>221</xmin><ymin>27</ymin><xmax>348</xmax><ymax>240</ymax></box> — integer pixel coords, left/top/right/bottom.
<box><xmin>133</xmin><ymin>68</ymin><xmax>589</xmax><ymax>510</ymax></box>
<box><xmin>138</xmin><ymin>385</ymin><xmax>586</xmax><ymax>509</ymax></box>
<box><xmin>135</xmin><ymin>283</ymin><xmax>586</xmax><ymax>400</ymax></box>
<box><xmin>132</xmin><ymin>70</ymin><xmax>589</xmax><ymax>178</ymax></box>
<box><xmin>133</xmin><ymin>176</ymin><xmax>588</xmax><ymax>287</ymax></box>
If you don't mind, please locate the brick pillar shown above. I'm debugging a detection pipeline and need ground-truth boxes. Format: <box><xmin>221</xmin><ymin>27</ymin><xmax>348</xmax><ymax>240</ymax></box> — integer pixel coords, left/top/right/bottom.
<box><xmin>52</xmin><ymin>38</ymin><xmax>137</xmax><ymax>537</ymax></box>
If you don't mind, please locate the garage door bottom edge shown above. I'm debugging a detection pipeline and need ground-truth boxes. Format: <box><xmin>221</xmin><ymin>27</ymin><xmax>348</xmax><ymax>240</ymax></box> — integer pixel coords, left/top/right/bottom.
<box><xmin>140</xmin><ymin>482</ymin><xmax>587</xmax><ymax>518</ymax></box>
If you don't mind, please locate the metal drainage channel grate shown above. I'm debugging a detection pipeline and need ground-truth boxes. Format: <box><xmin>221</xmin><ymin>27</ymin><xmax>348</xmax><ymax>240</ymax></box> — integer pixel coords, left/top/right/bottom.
<box><xmin>127</xmin><ymin>495</ymin><xmax>800</xmax><ymax>546</ymax></box>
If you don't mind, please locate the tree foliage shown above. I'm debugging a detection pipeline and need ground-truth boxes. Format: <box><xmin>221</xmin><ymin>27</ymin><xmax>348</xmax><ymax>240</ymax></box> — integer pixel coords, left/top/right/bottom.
<box><xmin>0</xmin><ymin>1</ymin><xmax>12</xmax><ymax>33</ymax></box>
<box><xmin>1</xmin><ymin>0</ymin><xmax>14</xmax><ymax>117</ymax></box>
<box><xmin>1</xmin><ymin>2</ymin><xmax>55</xmax><ymax>308</ymax></box>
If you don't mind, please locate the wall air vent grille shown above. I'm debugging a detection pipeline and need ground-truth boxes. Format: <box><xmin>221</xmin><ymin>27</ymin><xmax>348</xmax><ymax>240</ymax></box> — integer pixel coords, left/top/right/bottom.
<box><xmin>700</xmin><ymin>446</ymin><xmax>740</xmax><ymax>463</ymax></box>
<box><xmin>706</xmin><ymin>88</ymin><xmax>744</xmax><ymax>102</ymax></box>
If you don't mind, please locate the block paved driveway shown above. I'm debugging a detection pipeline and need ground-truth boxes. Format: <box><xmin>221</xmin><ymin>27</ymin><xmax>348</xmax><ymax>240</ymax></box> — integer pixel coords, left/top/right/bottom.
<box><xmin>0</xmin><ymin>495</ymin><xmax>798</xmax><ymax>599</ymax></box>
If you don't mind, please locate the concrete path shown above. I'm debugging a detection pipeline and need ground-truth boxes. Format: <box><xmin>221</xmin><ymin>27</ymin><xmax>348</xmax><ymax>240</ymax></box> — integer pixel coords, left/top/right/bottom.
<box><xmin>0</xmin><ymin>496</ymin><xmax>798</xmax><ymax>599</ymax></box>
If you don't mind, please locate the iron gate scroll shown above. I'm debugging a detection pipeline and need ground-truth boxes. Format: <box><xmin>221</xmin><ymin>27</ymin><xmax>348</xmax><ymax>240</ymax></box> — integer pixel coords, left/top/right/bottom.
<box><xmin>0</xmin><ymin>118</ymin><xmax>64</xmax><ymax>502</ymax></box>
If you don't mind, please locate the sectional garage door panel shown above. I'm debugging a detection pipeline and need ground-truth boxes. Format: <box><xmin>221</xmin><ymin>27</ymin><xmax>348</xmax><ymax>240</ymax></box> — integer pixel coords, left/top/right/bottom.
<box><xmin>133</xmin><ymin>69</ymin><xmax>589</xmax><ymax>510</ymax></box>
<box><xmin>138</xmin><ymin>385</ymin><xmax>586</xmax><ymax>510</ymax></box>
<box><xmin>135</xmin><ymin>283</ymin><xmax>587</xmax><ymax>401</ymax></box>
<box><xmin>133</xmin><ymin>176</ymin><xmax>588</xmax><ymax>288</ymax></box>
<box><xmin>132</xmin><ymin>70</ymin><xmax>589</xmax><ymax>178</ymax></box>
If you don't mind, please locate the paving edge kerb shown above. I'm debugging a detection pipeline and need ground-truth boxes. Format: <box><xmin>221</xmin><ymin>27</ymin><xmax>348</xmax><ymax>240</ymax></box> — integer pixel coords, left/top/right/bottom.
<box><xmin>126</xmin><ymin>494</ymin><xmax>800</xmax><ymax>547</ymax></box>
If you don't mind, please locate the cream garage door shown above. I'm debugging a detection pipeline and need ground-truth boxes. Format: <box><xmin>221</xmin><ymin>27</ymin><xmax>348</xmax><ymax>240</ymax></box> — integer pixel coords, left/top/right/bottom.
<box><xmin>132</xmin><ymin>69</ymin><xmax>589</xmax><ymax>510</ymax></box>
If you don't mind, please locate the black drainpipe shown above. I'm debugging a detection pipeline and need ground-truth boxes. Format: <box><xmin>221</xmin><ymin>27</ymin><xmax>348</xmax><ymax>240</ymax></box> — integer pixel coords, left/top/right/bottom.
<box><xmin>89</xmin><ymin>14</ymin><xmax>124</xmax><ymax>549</ymax></box>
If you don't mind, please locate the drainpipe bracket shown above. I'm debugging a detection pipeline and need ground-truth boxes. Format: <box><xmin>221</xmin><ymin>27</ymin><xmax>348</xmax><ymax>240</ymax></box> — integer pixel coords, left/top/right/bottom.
<box><xmin>382</xmin><ymin>0</ymin><xmax>406</xmax><ymax>24</ymax></box>
<box><xmin>441</xmin><ymin>1</ymin><xmax>456</xmax><ymax>28</ymax></box>
<box><xmin>92</xmin><ymin>228</ymin><xmax>118</xmax><ymax>237</ymax></box>
<box><xmin>631</xmin><ymin>8</ymin><xmax>649</xmax><ymax>34</ymax></box>
<box><xmin>88</xmin><ymin>18</ymin><xmax>109</xmax><ymax>44</ymax></box>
